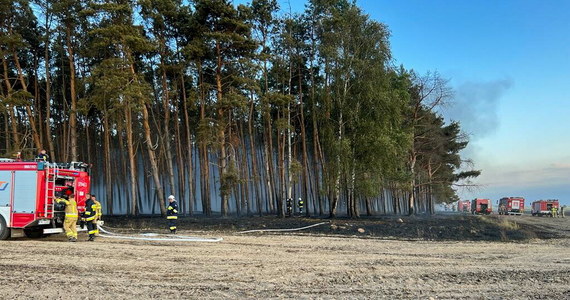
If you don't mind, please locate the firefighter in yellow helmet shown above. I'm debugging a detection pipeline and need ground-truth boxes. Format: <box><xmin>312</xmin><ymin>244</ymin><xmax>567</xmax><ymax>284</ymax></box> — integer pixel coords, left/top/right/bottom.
<box><xmin>55</xmin><ymin>194</ymin><xmax>78</xmax><ymax>242</ymax></box>
<box><xmin>167</xmin><ymin>195</ymin><xmax>178</xmax><ymax>234</ymax></box>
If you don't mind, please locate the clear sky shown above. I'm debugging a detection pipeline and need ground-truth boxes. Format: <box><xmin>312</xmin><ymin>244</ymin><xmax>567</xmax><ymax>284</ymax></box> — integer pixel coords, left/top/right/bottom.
<box><xmin>244</xmin><ymin>0</ymin><xmax>570</xmax><ymax>206</ymax></box>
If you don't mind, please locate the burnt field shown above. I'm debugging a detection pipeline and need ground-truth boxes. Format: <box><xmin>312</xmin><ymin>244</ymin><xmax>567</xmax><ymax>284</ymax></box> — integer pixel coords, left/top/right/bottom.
<box><xmin>1</xmin><ymin>214</ymin><xmax>569</xmax><ymax>299</ymax></box>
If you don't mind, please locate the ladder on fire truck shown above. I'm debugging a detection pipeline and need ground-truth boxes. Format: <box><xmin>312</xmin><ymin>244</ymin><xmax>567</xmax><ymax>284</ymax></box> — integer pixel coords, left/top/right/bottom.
<box><xmin>43</xmin><ymin>163</ymin><xmax>59</xmax><ymax>218</ymax></box>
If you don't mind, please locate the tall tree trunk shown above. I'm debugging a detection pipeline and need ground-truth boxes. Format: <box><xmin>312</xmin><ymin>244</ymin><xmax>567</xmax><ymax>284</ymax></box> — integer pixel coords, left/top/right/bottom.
<box><xmin>330</xmin><ymin>109</ymin><xmax>342</xmax><ymax>218</ymax></box>
<box><xmin>263</xmin><ymin>116</ymin><xmax>275</xmax><ymax>213</ymax></box>
<box><xmin>125</xmin><ymin>106</ymin><xmax>138</xmax><ymax>215</ymax></box>
<box><xmin>262</xmin><ymin>47</ymin><xmax>276</xmax><ymax>214</ymax></box>
<box><xmin>13</xmin><ymin>52</ymin><xmax>41</xmax><ymax>150</ymax></box>
<box><xmin>3</xmin><ymin>111</ymin><xmax>9</xmax><ymax>152</ymax></box>
<box><xmin>248</xmin><ymin>91</ymin><xmax>262</xmax><ymax>216</ymax></box>
<box><xmin>181</xmin><ymin>71</ymin><xmax>194</xmax><ymax>215</ymax></box>
<box><xmin>277</xmin><ymin>111</ymin><xmax>285</xmax><ymax>217</ymax></box>
<box><xmin>141</xmin><ymin>102</ymin><xmax>167</xmax><ymax>215</ymax></box>
<box><xmin>102</xmin><ymin>113</ymin><xmax>113</xmax><ymax>215</ymax></box>
<box><xmin>197</xmin><ymin>62</ymin><xmax>211</xmax><ymax>216</ymax></box>
<box><xmin>285</xmin><ymin>53</ymin><xmax>293</xmax><ymax>217</ymax></box>
<box><xmin>286</xmin><ymin>102</ymin><xmax>292</xmax><ymax>217</ymax></box>
<box><xmin>200</xmin><ymin>143</ymin><xmax>210</xmax><ymax>215</ymax></box>
<box><xmin>160</xmin><ymin>55</ymin><xmax>176</xmax><ymax>196</ymax></box>
<box><xmin>348</xmin><ymin>159</ymin><xmax>357</xmax><ymax>218</ymax></box>
<box><xmin>65</xmin><ymin>25</ymin><xmax>78</xmax><ymax>161</ymax></box>
<box><xmin>309</xmin><ymin>24</ymin><xmax>323</xmax><ymax>216</ymax></box>
<box><xmin>408</xmin><ymin>152</ymin><xmax>416</xmax><ymax>216</ymax></box>
<box><xmin>33</xmin><ymin>58</ymin><xmax>44</xmax><ymax>147</ymax></box>
<box><xmin>126</xmin><ymin>56</ymin><xmax>167</xmax><ymax>215</ymax></box>
<box><xmin>44</xmin><ymin>15</ymin><xmax>55</xmax><ymax>160</ymax></box>
<box><xmin>1</xmin><ymin>57</ymin><xmax>21</xmax><ymax>150</ymax></box>
<box><xmin>174</xmin><ymin>104</ymin><xmax>186</xmax><ymax>215</ymax></box>
<box><xmin>237</xmin><ymin>120</ymin><xmax>249</xmax><ymax>215</ymax></box>
<box><xmin>365</xmin><ymin>196</ymin><xmax>372</xmax><ymax>216</ymax></box>
<box><xmin>215</xmin><ymin>41</ymin><xmax>229</xmax><ymax>217</ymax></box>
<box><xmin>298</xmin><ymin>66</ymin><xmax>310</xmax><ymax>216</ymax></box>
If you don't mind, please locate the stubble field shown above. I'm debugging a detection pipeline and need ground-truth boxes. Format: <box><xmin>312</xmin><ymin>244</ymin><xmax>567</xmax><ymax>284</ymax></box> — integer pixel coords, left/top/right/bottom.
<box><xmin>1</xmin><ymin>214</ymin><xmax>569</xmax><ymax>299</ymax></box>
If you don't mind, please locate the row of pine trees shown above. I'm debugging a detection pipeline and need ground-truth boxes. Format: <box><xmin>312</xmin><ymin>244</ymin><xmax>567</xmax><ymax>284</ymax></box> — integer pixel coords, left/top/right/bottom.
<box><xmin>0</xmin><ymin>0</ymin><xmax>480</xmax><ymax>217</ymax></box>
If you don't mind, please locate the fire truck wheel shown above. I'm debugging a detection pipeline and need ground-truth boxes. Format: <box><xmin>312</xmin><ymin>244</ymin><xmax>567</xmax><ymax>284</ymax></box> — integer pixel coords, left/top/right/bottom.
<box><xmin>0</xmin><ymin>215</ymin><xmax>10</xmax><ymax>240</ymax></box>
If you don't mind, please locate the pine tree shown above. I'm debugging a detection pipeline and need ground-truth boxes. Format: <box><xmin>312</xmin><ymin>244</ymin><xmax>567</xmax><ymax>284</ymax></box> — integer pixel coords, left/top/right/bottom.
<box><xmin>193</xmin><ymin>0</ymin><xmax>256</xmax><ymax>216</ymax></box>
<box><xmin>84</xmin><ymin>0</ymin><xmax>165</xmax><ymax>215</ymax></box>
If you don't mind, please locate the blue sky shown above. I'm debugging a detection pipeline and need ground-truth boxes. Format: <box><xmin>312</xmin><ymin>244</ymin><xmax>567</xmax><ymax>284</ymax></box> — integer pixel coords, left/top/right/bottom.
<box><xmin>357</xmin><ymin>0</ymin><xmax>570</xmax><ymax>206</ymax></box>
<box><xmin>240</xmin><ymin>0</ymin><xmax>570</xmax><ymax>206</ymax></box>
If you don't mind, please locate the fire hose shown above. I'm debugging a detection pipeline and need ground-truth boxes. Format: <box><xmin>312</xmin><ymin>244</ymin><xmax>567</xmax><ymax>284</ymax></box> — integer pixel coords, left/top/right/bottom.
<box><xmin>97</xmin><ymin>224</ymin><xmax>223</xmax><ymax>242</ymax></box>
<box><xmin>237</xmin><ymin>222</ymin><xmax>328</xmax><ymax>234</ymax></box>
<box><xmin>95</xmin><ymin>221</ymin><xmax>327</xmax><ymax>241</ymax></box>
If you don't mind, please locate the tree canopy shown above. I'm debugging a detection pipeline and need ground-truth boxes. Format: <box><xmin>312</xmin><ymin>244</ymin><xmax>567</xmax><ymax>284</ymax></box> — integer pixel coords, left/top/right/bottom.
<box><xmin>0</xmin><ymin>0</ymin><xmax>480</xmax><ymax>217</ymax></box>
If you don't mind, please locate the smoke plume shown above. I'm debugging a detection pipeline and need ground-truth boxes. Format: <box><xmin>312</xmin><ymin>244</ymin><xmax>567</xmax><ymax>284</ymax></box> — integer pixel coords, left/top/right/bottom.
<box><xmin>444</xmin><ymin>78</ymin><xmax>513</xmax><ymax>141</ymax></box>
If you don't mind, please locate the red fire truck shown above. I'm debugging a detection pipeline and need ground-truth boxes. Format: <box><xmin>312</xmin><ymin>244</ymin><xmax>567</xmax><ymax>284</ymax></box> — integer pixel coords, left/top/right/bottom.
<box><xmin>457</xmin><ymin>200</ymin><xmax>471</xmax><ymax>213</ymax></box>
<box><xmin>471</xmin><ymin>198</ymin><xmax>492</xmax><ymax>215</ymax></box>
<box><xmin>498</xmin><ymin>197</ymin><xmax>525</xmax><ymax>215</ymax></box>
<box><xmin>531</xmin><ymin>200</ymin><xmax>559</xmax><ymax>217</ymax></box>
<box><xmin>0</xmin><ymin>160</ymin><xmax>90</xmax><ymax>240</ymax></box>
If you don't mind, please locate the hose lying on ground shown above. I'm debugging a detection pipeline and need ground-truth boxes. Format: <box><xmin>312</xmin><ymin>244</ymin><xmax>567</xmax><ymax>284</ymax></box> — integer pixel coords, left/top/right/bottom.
<box><xmin>237</xmin><ymin>222</ymin><xmax>328</xmax><ymax>234</ymax></box>
<box><xmin>97</xmin><ymin>225</ymin><xmax>223</xmax><ymax>242</ymax></box>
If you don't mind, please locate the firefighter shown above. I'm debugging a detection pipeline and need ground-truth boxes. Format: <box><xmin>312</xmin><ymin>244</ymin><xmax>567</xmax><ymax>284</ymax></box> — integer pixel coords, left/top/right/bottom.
<box><xmin>90</xmin><ymin>194</ymin><xmax>102</xmax><ymax>236</ymax></box>
<box><xmin>550</xmin><ymin>206</ymin><xmax>558</xmax><ymax>218</ymax></box>
<box><xmin>92</xmin><ymin>195</ymin><xmax>102</xmax><ymax>221</ymax></box>
<box><xmin>36</xmin><ymin>149</ymin><xmax>49</xmax><ymax>162</ymax></box>
<box><xmin>83</xmin><ymin>194</ymin><xmax>98</xmax><ymax>241</ymax></box>
<box><xmin>55</xmin><ymin>194</ymin><xmax>78</xmax><ymax>242</ymax></box>
<box><xmin>298</xmin><ymin>198</ymin><xmax>304</xmax><ymax>215</ymax></box>
<box><xmin>167</xmin><ymin>195</ymin><xmax>178</xmax><ymax>234</ymax></box>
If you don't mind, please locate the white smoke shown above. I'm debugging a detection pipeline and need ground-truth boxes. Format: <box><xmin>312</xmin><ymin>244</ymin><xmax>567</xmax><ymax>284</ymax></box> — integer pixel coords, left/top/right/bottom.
<box><xmin>444</xmin><ymin>78</ymin><xmax>513</xmax><ymax>141</ymax></box>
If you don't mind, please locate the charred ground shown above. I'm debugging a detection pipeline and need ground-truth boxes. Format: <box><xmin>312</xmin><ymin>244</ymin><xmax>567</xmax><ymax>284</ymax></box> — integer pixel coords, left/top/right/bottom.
<box><xmin>105</xmin><ymin>213</ymin><xmax>570</xmax><ymax>242</ymax></box>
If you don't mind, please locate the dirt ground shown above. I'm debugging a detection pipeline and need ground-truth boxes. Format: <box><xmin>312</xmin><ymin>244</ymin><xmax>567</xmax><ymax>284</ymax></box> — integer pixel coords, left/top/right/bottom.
<box><xmin>1</xmin><ymin>214</ymin><xmax>569</xmax><ymax>299</ymax></box>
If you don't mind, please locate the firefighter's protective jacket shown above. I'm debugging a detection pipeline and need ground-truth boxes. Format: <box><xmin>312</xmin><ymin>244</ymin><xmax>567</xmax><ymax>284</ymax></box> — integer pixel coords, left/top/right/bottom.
<box><xmin>167</xmin><ymin>201</ymin><xmax>178</xmax><ymax>220</ymax></box>
<box><xmin>83</xmin><ymin>199</ymin><xmax>97</xmax><ymax>221</ymax></box>
<box><xmin>56</xmin><ymin>197</ymin><xmax>78</xmax><ymax>219</ymax></box>
<box><xmin>93</xmin><ymin>200</ymin><xmax>102</xmax><ymax>220</ymax></box>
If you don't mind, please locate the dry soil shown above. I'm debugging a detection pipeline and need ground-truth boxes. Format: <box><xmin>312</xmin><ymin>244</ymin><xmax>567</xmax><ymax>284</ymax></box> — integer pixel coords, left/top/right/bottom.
<box><xmin>1</xmin><ymin>214</ymin><xmax>569</xmax><ymax>299</ymax></box>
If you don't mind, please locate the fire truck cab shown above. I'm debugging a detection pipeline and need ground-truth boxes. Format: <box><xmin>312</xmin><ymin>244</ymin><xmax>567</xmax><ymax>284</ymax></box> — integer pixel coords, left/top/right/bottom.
<box><xmin>0</xmin><ymin>160</ymin><xmax>90</xmax><ymax>240</ymax></box>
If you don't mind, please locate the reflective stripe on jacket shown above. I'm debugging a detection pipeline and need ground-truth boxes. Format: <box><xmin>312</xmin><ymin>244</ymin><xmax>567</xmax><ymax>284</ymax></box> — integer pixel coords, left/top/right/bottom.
<box><xmin>56</xmin><ymin>198</ymin><xmax>78</xmax><ymax>218</ymax></box>
<box><xmin>84</xmin><ymin>199</ymin><xmax>97</xmax><ymax>221</ymax></box>
<box><xmin>167</xmin><ymin>201</ymin><xmax>178</xmax><ymax>217</ymax></box>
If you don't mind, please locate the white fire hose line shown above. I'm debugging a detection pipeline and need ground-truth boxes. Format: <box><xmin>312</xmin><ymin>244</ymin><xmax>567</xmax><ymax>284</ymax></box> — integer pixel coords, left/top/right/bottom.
<box><xmin>97</xmin><ymin>225</ymin><xmax>223</xmax><ymax>242</ymax></box>
<box><xmin>237</xmin><ymin>222</ymin><xmax>328</xmax><ymax>234</ymax></box>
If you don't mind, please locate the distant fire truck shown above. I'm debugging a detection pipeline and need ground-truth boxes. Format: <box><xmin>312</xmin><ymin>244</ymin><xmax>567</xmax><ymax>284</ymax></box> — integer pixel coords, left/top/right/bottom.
<box><xmin>471</xmin><ymin>198</ymin><xmax>492</xmax><ymax>215</ymax></box>
<box><xmin>0</xmin><ymin>160</ymin><xmax>90</xmax><ymax>240</ymax></box>
<box><xmin>457</xmin><ymin>200</ymin><xmax>471</xmax><ymax>213</ymax></box>
<box><xmin>498</xmin><ymin>197</ymin><xmax>525</xmax><ymax>215</ymax></box>
<box><xmin>531</xmin><ymin>200</ymin><xmax>559</xmax><ymax>217</ymax></box>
